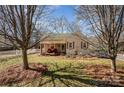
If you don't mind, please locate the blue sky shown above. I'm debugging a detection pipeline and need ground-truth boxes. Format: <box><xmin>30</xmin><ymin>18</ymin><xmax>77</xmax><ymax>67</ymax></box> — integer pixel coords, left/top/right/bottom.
<box><xmin>49</xmin><ymin>5</ymin><xmax>92</xmax><ymax>36</ymax></box>
<box><xmin>52</xmin><ymin>5</ymin><xmax>75</xmax><ymax>22</ymax></box>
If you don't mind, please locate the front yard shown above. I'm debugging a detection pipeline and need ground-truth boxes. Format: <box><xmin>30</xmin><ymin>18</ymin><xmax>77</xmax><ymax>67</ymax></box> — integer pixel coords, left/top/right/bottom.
<box><xmin>0</xmin><ymin>54</ymin><xmax>124</xmax><ymax>87</ymax></box>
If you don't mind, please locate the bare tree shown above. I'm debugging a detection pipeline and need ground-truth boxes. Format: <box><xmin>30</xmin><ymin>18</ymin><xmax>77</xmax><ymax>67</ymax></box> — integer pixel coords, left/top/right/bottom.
<box><xmin>0</xmin><ymin>5</ymin><xmax>50</xmax><ymax>69</ymax></box>
<box><xmin>46</xmin><ymin>16</ymin><xmax>72</xmax><ymax>33</ymax></box>
<box><xmin>76</xmin><ymin>5</ymin><xmax>124</xmax><ymax>72</ymax></box>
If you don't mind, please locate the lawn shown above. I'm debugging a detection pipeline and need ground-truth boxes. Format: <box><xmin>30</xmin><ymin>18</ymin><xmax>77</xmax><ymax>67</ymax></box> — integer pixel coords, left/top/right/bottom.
<box><xmin>0</xmin><ymin>54</ymin><xmax>124</xmax><ymax>87</ymax></box>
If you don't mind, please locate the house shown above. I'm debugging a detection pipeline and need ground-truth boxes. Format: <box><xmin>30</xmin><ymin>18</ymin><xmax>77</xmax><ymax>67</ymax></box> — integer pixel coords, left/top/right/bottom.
<box><xmin>40</xmin><ymin>32</ymin><xmax>91</xmax><ymax>55</ymax></box>
<box><xmin>117</xmin><ymin>34</ymin><xmax>124</xmax><ymax>53</ymax></box>
<box><xmin>0</xmin><ymin>35</ymin><xmax>13</xmax><ymax>51</ymax></box>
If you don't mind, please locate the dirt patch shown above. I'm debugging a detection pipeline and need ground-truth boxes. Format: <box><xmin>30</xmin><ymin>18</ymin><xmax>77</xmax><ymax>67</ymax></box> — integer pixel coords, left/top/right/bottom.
<box><xmin>83</xmin><ymin>65</ymin><xmax>124</xmax><ymax>86</ymax></box>
<box><xmin>0</xmin><ymin>63</ymin><xmax>48</xmax><ymax>85</ymax></box>
<box><xmin>84</xmin><ymin>65</ymin><xmax>110</xmax><ymax>76</ymax></box>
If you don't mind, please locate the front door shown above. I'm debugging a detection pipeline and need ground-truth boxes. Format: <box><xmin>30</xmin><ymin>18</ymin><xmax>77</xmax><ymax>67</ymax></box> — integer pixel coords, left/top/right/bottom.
<box><xmin>61</xmin><ymin>44</ymin><xmax>66</xmax><ymax>54</ymax></box>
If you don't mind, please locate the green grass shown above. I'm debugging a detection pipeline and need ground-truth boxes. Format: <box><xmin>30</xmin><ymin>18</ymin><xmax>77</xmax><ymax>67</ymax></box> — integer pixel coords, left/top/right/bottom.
<box><xmin>0</xmin><ymin>54</ymin><xmax>124</xmax><ymax>87</ymax></box>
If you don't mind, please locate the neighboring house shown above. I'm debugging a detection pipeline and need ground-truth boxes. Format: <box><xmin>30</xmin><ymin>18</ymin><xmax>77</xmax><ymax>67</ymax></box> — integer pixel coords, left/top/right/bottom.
<box><xmin>118</xmin><ymin>34</ymin><xmax>124</xmax><ymax>53</ymax></box>
<box><xmin>40</xmin><ymin>32</ymin><xmax>92</xmax><ymax>55</ymax></box>
<box><xmin>118</xmin><ymin>38</ymin><xmax>124</xmax><ymax>53</ymax></box>
<box><xmin>0</xmin><ymin>35</ymin><xmax>13</xmax><ymax>51</ymax></box>
<box><xmin>117</xmin><ymin>35</ymin><xmax>124</xmax><ymax>53</ymax></box>
<box><xmin>118</xmin><ymin>41</ymin><xmax>124</xmax><ymax>53</ymax></box>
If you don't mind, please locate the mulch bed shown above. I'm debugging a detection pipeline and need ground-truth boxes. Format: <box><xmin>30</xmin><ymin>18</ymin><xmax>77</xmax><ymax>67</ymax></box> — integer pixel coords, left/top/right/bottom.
<box><xmin>0</xmin><ymin>63</ymin><xmax>48</xmax><ymax>85</ymax></box>
<box><xmin>83</xmin><ymin>65</ymin><xmax>124</xmax><ymax>86</ymax></box>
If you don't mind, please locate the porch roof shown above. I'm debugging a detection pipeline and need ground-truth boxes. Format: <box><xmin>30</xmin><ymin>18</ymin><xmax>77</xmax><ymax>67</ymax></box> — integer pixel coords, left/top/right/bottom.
<box><xmin>41</xmin><ymin>40</ymin><xmax>66</xmax><ymax>44</ymax></box>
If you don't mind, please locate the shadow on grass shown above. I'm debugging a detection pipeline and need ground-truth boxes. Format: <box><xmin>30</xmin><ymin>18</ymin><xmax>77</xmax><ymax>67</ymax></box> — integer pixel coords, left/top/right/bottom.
<box><xmin>17</xmin><ymin>63</ymin><xmax>123</xmax><ymax>87</ymax></box>
<box><xmin>37</xmin><ymin>63</ymin><xmax>123</xmax><ymax>87</ymax></box>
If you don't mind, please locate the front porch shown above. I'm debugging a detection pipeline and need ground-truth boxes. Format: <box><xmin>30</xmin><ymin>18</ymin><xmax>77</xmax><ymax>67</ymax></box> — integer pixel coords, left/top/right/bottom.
<box><xmin>40</xmin><ymin>41</ymin><xmax>66</xmax><ymax>55</ymax></box>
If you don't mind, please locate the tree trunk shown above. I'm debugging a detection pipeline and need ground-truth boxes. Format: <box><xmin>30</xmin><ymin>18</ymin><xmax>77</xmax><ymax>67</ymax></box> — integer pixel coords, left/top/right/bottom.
<box><xmin>111</xmin><ymin>57</ymin><xmax>116</xmax><ymax>72</ymax></box>
<box><xmin>22</xmin><ymin>49</ymin><xmax>29</xmax><ymax>70</ymax></box>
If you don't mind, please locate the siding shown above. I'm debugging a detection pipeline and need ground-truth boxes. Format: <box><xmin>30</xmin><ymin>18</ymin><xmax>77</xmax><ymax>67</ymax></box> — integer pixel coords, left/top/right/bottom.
<box><xmin>66</xmin><ymin>35</ymin><xmax>89</xmax><ymax>55</ymax></box>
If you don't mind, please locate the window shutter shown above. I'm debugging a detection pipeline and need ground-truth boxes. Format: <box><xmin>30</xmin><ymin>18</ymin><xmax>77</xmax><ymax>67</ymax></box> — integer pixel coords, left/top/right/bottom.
<box><xmin>67</xmin><ymin>42</ymin><xmax>68</xmax><ymax>49</ymax></box>
<box><xmin>73</xmin><ymin>42</ymin><xmax>75</xmax><ymax>49</ymax></box>
<box><xmin>87</xmin><ymin>42</ymin><xmax>88</xmax><ymax>48</ymax></box>
<box><xmin>81</xmin><ymin>42</ymin><xmax>82</xmax><ymax>49</ymax></box>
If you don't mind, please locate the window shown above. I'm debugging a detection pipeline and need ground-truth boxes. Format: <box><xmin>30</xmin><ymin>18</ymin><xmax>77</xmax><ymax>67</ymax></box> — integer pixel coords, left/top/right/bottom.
<box><xmin>81</xmin><ymin>41</ymin><xmax>87</xmax><ymax>49</ymax></box>
<box><xmin>67</xmin><ymin>42</ymin><xmax>75</xmax><ymax>49</ymax></box>
<box><xmin>84</xmin><ymin>43</ymin><xmax>86</xmax><ymax>48</ymax></box>
<box><xmin>69</xmin><ymin>43</ymin><xmax>72</xmax><ymax>48</ymax></box>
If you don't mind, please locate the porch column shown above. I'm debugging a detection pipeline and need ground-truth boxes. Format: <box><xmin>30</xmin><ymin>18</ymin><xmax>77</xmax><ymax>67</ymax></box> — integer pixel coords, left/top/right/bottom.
<box><xmin>52</xmin><ymin>43</ymin><xmax>55</xmax><ymax>48</ymax></box>
<box><xmin>40</xmin><ymin>44</ymin><xmax>42</xmax><ymax>55</ymax></box>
